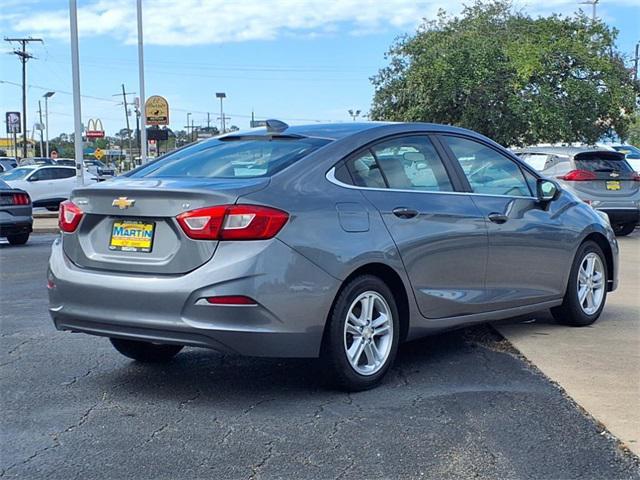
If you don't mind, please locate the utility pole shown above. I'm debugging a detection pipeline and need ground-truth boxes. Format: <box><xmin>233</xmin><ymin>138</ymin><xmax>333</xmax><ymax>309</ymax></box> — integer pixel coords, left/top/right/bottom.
<box><xmin>207</xmin><ymin>112</ymin><xmax>211</xmax><ymax>129</ymax></box>
<box><xmin>43</xmin><ymin>91</ymin><xmax>55</xmax><ymax>157</ymax></box>
<box><xmin>69</xmin><ymin>0</ymin><xmax>84</xmax><ymax>185</ymax></box>
<box><xmin>113</xmin><ymin>84</ymin><xmax>135</xmax><ymax>161</ymax></box>
<box><xmin>634</xmin><ymin>42</ymin><xmax>639</xmax><ymax>83</ymax></box>
<box><xmin>216</xmin><ymin>92</ymin><xmax>226</xmax><ymax>133</ymax></box>
<box><xmin>38</xmin><ymin>100</ymin><xmax>44</xmax><ymax>156</ymax></box>
<box><xmin>579</xmin><ymin>0</ymin><xmax>599</xmax><ymax>21</ymax></box>
<box><xmin>136</xmin><ymin>0</ymin><xmax>147</xmax><ymax>163</ymax></box>
<box><xmin>4</xmin><ymin>36</ymin><xmax>43</xmax><ymax>159</ymax></box>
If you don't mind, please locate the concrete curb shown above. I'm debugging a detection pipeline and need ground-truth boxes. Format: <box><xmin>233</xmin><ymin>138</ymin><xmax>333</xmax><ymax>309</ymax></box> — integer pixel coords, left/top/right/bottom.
<box><xmin>33</xmin><ymin>227</ymin><xmax>59</xmax><ymax>234</ymax></box>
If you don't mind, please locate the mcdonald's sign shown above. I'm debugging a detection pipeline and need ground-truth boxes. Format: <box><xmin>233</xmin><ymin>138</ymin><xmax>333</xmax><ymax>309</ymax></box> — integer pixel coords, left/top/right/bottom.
<box><xmin>86</xmin><ymin>118</ymin><xmax>105</xmax><ymax>139</ymax></box>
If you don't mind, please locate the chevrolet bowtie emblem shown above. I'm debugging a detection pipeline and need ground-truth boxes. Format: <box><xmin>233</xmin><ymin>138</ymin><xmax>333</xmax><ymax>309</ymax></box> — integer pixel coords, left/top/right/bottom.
<box><xmin>609</xmin><ymin>172</ymin><xmax>619</xmax><ymax>178</ymax></box>
<box><xmin>112</xmin><ymin>197</ymin><xmax>135</xmax><ymax>209</ymax></box>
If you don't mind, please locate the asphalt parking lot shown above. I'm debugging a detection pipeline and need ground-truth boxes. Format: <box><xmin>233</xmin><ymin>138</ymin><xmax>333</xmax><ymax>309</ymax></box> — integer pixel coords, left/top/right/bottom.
<box><xmin>1</xmin><ymin>234</ymin><xmax>639</xmax><ymax>480</ymax></box>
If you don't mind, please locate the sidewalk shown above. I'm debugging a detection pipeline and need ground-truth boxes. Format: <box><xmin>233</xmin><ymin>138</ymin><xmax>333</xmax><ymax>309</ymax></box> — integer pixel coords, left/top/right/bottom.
<box><xmin>496</xmin><ymin>233</ymin><xmax>640</xmax><ymax>456</ymax></box>
<box><xmin>32</xmin><ymin>212</ymin><xmax>58</xmax><ymax>233</ymax></box>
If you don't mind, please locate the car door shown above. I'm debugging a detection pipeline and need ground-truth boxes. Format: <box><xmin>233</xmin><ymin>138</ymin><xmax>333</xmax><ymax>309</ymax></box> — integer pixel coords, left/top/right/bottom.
<box><xmin>25</xmin><ymin>167</ymin><xmax>56</xmax><ymax>203</ymax></box>
<box><xmin>52</xmin><ymin>167</ymin><xmax>79</xmax><ymax>199</ymax></box>
<box><xmin>338</xmin><ymin>134</ymin><xmax>489</xmax><ymax>319</ymax></box>
<box><xmin>439</xmin><ymin>135</ymin><xmax>569</xmax><ymax>310</ymax></box>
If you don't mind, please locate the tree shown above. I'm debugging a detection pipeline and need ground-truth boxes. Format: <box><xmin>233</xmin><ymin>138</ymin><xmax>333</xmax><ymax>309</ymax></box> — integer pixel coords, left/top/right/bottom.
<box><xmin>627</xmin><ymin>115</ymin><xmax>640</xmax><ymax>146</ymax></box>
<box><xmin>370</xmin><ymin>1</ymin><xmax>638</xmax><ymax>146</ymax></box>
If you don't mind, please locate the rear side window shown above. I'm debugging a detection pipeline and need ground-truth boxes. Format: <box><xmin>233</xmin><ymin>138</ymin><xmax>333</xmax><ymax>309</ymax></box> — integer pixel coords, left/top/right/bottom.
<box><xmin>371</xmin><ymin>136</ymin><xmax>453</xmax><ymax>192</ymax></box>
<box><xmin>344</xmin><ymin>135</ymin><xmax>453</xmax><ymax>192</ymax></box>
<box><xmin>574</xmin><ymin>153</ymin><xmax>634</xmax><ymax>173</ymax></box>
<box><xmin>443</xmin><ymin>136</ymin><xmax>532</xmax><ymax>197</ymax></box>
<box><xmin>130</xmin><ymin>137</ymin><xmax>329</xmax><ymax>179</ymax></box>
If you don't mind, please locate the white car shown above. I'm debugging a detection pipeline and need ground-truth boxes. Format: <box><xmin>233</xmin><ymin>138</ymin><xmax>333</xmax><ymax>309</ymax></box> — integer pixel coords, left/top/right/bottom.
<box><xmin>0</xmin><ymin>165</ymin><xmax>97</xmax><ymax>210</ymax></box>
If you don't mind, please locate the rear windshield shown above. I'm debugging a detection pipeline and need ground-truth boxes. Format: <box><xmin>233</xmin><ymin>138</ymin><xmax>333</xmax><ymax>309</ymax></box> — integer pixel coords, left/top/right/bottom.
<box><xmin>574</xmin><ymin>153</ymin><xmax>634</xmax><ymax>173</ymax></box>
<box><xmin>130</xmin><ymin>137</ymin><xmax>330</xmax><ymax>179</ymax></box>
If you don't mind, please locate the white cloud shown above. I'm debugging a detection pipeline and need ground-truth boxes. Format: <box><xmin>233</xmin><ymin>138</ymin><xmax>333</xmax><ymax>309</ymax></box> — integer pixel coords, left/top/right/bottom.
<box><xmin>7</xmin><ymin>0</ymin><xmax>638</xmax><ymax>47</ymax></box>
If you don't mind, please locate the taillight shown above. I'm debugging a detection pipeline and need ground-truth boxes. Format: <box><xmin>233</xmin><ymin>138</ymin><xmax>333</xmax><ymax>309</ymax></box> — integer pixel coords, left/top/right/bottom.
<box><xmin>12</xmin><ymin>193</ymin><xmax>30</xmax><ymax>205</ymax></box>
<box><xmin>633</xmin><ymin>172</ymin><xmax>640</xmax><ymax>181</ymax></box>
<box><xmin>59</xmin><ymin>200</ymin><xmax>84</xmax><ymax>233</ymax></box>
<box><xmin>557</xmin><ymin>170</ymin><xmax>597</xmax><ymax>181</ymax></box>
<box><xmin>177</xmin><ymin>204</ymin><xmax>289</xmax><ymax>241</ymax></box>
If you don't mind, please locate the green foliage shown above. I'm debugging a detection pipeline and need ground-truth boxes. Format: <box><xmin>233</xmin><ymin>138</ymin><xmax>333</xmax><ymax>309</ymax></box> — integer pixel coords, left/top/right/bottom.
<box><xmin>627</xmin><ymin>115</ymin><xmax>640</xmax><ymax>146</ymax></box>
<box><xmin>370</xmin><ymin>1</ymin><xmax>638</xmax><ymax>146</ymax></box>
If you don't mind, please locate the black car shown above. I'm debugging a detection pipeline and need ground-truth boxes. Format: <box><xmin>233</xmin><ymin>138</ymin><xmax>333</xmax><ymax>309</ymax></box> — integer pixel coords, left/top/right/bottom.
<box><xmin>83</xmin><ymin>159</ymin><xmax>115</xmax><ymax>180</ymax></box>
<box><xmin>0</xmin><ymin>179</ymin><xmax>32</xmax><ymax>245</ymax></box>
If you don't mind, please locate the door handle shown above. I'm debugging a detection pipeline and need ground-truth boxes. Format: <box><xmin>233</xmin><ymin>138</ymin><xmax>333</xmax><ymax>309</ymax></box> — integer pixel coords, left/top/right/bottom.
<box><xmin>392</xmin><ymin>207</ymin><xmax>419</xmax><ymax>219</ymax></box>
<box><xmin>488</xmin><ymin>212</ymin><xmax>509</xmax><ymax>224</ymax></box>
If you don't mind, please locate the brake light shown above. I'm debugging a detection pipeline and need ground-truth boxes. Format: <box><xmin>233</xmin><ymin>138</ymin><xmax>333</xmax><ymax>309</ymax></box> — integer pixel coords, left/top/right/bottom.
<box><xmin>633</xmin><ymin>172</ymin><xmax>640</xmax><ymax>181</ymax></box>
<box><xmin>12</xmin><ymin>193</ymin><xmax>30</xmax><ymax>205</ymax></box>
<box><xmin>177</xmin><ymin>204</ymin><xmax>289</xmax><ymax>241</ymax></box>
<box><xmin>557</xmin><ymin>170</ymin><xmax>597</xmax><ymax>181</ymax></box>
<box><xmin>59</xmin><ymin>200</ymin><xmax>84</xmax><ymax>233</ymax></box>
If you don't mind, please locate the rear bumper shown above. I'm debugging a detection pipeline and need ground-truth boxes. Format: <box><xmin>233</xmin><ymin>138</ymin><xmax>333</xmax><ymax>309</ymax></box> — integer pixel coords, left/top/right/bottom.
<box><xmin>598</xmin><ymin>208</ymin><xmax>640</xmax><ymax>226</ymax></box>
<box><xmin>48</xmin><ymin>237</ymin><xmax>340</xmax><ymax>358</ymax></box>
<box><xmin>0</xmin><ymin>220</ymin><xmax>32</xmax><ymax>237</ymax></box>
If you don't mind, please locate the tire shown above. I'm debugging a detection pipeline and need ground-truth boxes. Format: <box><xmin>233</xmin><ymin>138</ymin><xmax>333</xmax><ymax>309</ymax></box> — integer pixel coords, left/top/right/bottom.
<box><xmin>110</xmin><ymin>338</ymin><xmax>183</xmax><ymax>362</ymax></box>
<box><xmin>322</xmin><ymin>275</ymin><xmax>400</xmax><ymax>391</ymax></box>
<box><xmin>7</xmin><ymin>233</ymin><xmax>29</xmax><ymax>245</ymax></box>
<box><xmin>613</xmin><ymin>223</ymin><xmax>636</xmax><ymax>236</ymax></box>
<box><xmin>551</xmin><ymin>241</ymin><xmax>608</xmax><ymax>326</ymax></box>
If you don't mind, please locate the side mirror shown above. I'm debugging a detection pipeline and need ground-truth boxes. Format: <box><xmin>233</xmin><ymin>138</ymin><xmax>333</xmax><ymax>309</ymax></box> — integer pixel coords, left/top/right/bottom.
<box><xmin>27</xmin><ymin>176</ymin><xmax>38</xmax><ymax>182</ymax></box>
<box><xmin>537</xmin><ymin>179</ymin><xmax>557</xmax><ymax>202</ymax></box>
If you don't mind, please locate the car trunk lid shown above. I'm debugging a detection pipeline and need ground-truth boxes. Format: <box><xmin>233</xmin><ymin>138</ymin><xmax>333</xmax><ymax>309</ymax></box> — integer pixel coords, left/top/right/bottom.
<box><xmin>563</xmin><ymin>152</ymin><xmax>639</xmax><ymax>197</ymax></box>
<box><xmin>63</xmin><ymin>176</ymin><xmax>269</xmax><ymax>274</ymax></box>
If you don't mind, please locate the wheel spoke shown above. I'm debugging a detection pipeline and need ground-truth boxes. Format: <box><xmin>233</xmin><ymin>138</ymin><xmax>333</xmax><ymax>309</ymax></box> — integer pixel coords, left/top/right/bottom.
<box><xmin>348</xmin><ymin>312</ymin><xmax>365</xmax><ymax>327</ymax></box>
<box><xmin>586</xmin><ymin>256</ymin><xmax>596</xmax><ymax>276</ymax></box>
<box><xmin>362</xmin><ymin>295</ymin><xmax>375</xmax><ymax>323</ymax></box>
<box><xmin>578</xmin><ymin>285</ymin><xmax>589</xmax><ymax>305</ymax></box>
<box><xmin>586</xmin><ymin>289</ymin><xmax>595</xmax><ymax>310</ymax></box>
<box><xmin>371</xmin><ymin>312</ymin><xmax>388</xmax><ymax>329</ymax></box>
<box><xmin>578</xmin><ymin>268</ymin><xmax>589</xmax><ymax>284</ymax></box>
<box><xmin>348</xmin><ymin>337</ymin><xmax>365</xmax><ymax>365</ymax></box>
<box><xmin>364</xmin><ymin>341</ymin><xmax>380</xmax><ymax>365</ymax></box>
<box><xmin>373</xmin><ymin>324</ymin><xmax>390</xmax><ymax>337</ymax></box>
<box><xmin>346</xmin><ymin>323</ymin><xmax>361</xmax><ymax>336</ymax></box>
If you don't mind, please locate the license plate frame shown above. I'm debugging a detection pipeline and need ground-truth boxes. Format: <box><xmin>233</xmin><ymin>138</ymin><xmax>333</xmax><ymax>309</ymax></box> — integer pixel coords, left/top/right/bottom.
<box><xmin>605</xmin><ymin>180</ymin><xmax>621</xmax><ymax>191</ymax></box>
<box><xmin>109</xmin><ymin>219</ymin><xmax>155</xmax><ymax>253</ymax></box>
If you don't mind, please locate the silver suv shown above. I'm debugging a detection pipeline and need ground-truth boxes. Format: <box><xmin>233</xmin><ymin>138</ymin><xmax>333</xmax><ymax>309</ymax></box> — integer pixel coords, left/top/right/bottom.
<box><xmin>515</xmin><ymin>146</ymin><xmax>639</xmax><ymax>236</ymax></box>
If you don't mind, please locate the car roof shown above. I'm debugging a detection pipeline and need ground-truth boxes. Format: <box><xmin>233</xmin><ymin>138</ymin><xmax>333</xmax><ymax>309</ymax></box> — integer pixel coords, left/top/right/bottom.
<box><xmin>227</xmin><ymin>121</ymin><xmax>487</xmax><ymax>141</ymax></box>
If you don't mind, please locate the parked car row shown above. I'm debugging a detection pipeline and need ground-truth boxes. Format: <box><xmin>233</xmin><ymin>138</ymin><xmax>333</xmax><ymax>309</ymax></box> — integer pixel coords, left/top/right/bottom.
<box><xmin>0</xmin><ymin>165</ymin><xmax>99</xmax><ymax>211</ymax></box>
<box><xmin>513</xmin><ymin>146</ymin><xmax>640</xmax><ymax>236</ymax></box>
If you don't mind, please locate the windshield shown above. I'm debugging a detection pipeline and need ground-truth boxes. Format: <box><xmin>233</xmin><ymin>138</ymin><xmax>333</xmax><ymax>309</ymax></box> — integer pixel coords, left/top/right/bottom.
<box><xmin>130</xmin><ymin>137</ymin><xmax>330</xmax><ymax>179</ymax></box>
<box><xmin>0</xmin><ymin>167</ymin><xmax>33</xmax><ymax>181</ymax></box>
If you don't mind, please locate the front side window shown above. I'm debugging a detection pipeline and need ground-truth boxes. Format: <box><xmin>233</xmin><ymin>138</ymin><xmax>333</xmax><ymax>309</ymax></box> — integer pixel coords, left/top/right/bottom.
<box><xmin>443</xmin><ymin>136</ymin><xmax>532</xmax><ymax>197</ymax></box>
<box><xmin>130</xmin><ymin>137</ymin><xmax>329</xmax><ymax>179</ymax></box>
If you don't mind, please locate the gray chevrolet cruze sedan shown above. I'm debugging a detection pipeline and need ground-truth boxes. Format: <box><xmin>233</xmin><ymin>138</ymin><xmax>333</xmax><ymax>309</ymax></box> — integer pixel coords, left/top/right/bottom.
<box><xmin>48</xmin><ymin>121</ymin><xmax>618</xmax><ymax>390</ymax></box>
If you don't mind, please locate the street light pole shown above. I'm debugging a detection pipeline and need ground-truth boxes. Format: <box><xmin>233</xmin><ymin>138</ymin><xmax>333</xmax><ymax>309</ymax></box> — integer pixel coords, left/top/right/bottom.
<box><xmin>136</xmin><ymin>0</ymin><xmax>147</xmax><ymax>163</ymax></box>
<box><xmin>69</xmin><ymin>0</ymin><xmax>84</xmax><ymax>185</ymax></box>
<box><xmin>216</xmin><ymin>92</ymin><xmax>226</xmax><ymax>133</ymax></box>
<box><xmin>348</xmin><ymin>109</ymin><xmax>361</xmax><ymax>121</ymax></box>
<box><xmin>43</xmin><ymin>91</ymin><xmax>55</xmax><ymax>157</ymax></box>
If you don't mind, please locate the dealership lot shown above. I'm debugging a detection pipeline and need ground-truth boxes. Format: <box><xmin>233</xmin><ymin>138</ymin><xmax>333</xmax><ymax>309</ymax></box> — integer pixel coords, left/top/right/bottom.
<box><xmin>1</xmin><ymin>234</ymin><xmax>639</xmax><ymax>479</ymax></box>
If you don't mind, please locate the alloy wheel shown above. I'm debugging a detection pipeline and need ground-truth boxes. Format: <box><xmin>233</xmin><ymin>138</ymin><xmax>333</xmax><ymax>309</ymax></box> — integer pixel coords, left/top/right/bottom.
<box><xmin>576</xmin><ymin>252</ymin><xmax>605</xmax><ymax>315</ymax></box>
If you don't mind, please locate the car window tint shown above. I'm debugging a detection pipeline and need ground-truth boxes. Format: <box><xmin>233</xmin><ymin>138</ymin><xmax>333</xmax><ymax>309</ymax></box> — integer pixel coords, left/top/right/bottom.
<box><xmin>443</xmin><ymin>136</ymin><xmax>532</xmax><ymax>196</ymax></box>
<box><xmin>56</xmin><ymin>168</ymin><xmax>76</xmax><ymax>179</ymax></box>
<box><xmin>371</xmin><ymin>136</ymin><xmax>453</xmax><ymax>192</ymax></box>
<box><xmin>574</xmin><ymin>153</ymin><xmax>634</xmax><ymax>173</ymax></box>
<box><xmin>131</xmin><ymin>137</ymin><xmax>330</xmax><ymax>179</ymax></box>
<box><xmin>32</xmin><ymin>169</ymin><xmax>55</xmax><ymax>181</ymax></box>
<box><xmin>345</xmin><ymin>151</ymin><xmax>386</xmax><ymax>188</ymax></box>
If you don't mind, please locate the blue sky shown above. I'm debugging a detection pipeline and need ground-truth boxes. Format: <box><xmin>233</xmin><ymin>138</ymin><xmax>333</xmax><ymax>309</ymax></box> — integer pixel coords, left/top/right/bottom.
<box><xmin>1</xmin><ymin>0</ymin><xmax>639</xmax><ymax>137</ymax></box>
